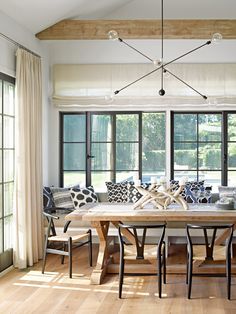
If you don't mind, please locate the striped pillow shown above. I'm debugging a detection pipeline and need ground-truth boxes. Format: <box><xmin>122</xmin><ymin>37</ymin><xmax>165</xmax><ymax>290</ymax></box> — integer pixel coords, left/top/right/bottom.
<box><xmin>50</xmin><ymin>187</ymin><xmax>74</xmax><ymax>209</ymax></box>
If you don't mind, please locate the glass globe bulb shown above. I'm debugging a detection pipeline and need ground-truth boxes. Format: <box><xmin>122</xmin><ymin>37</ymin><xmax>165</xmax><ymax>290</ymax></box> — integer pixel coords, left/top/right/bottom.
<box><xmin>163</xmin><ymin>69</ymin><xmax>170</xmax><ymax>79</ymax></box>
<box><xmin>105</xmin><ymin>93</ymin><xmax>114</xmax><ymax>102</ymax></box>
<box><xmin>212</xmin><ymin>33</ymin><xmax>223</xmax><ymax>44</ymax></box>
<box><xmin>107</xmin><ymin>30</ymin><xmax>119</xmax><ymax>40</ymax></box>
<box><xmin>153</xmin><ymin>58</ymin><xmax>163</xmax><ymax>67</ymax></box>
<box><xmin>207</xmin><ymin>97</ymin><xmax>218</xmax><ymax>106</ymax></box>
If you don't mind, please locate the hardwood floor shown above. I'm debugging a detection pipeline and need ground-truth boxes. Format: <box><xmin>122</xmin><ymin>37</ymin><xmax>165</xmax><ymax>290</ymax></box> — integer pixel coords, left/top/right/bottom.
<box><xmin>0</xmin><ymin>244</ymin><xmax>236</xmax><ymax>314</ymax></box>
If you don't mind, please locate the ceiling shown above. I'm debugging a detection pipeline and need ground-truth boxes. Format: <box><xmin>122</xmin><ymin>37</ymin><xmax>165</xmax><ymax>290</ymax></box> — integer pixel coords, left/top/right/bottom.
<box><xmin>0</xmin><ymin>0</ymin><xmax>236</xmax><ymax>34</ymax></box>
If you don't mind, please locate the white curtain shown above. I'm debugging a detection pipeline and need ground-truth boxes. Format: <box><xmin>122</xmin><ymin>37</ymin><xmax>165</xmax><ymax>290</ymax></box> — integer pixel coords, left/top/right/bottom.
<box><xmin>52</xmin><ymin>63</ymin><xmax>236</xmax><ymax>110</ymax></box>
<box><xmin>13</xmin><ymin>48</ymin><xmax>43</xmax><ymax>268</ymax></box>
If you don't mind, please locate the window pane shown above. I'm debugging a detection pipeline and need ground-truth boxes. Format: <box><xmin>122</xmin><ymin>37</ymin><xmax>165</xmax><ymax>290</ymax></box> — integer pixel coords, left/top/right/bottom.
<box><xmin>228</xmin><ymin>114</ymin><xmax>236</xmax><ymax>141</ymax></box>
<box><xmin>199</xmin><ymin>143</ymin><xmax>221</xmax><ymax>170</ymax></box>
<box><xmin>198</xmin><ymin>114</ymin><xmax>222</xmax><ymax>142</ymax></box>
<box><xmin>174</xmin><ymin>171</ymin><xmax>198</xmax><ymax>182</ymax></box>
<box><xmin>92</xmin><ymin>115</ymin><xmax>112</xmax><ymax>142</ymax></box>
<box><xmin>174</xmin><ymin>114</ymin><xmax>197</xmax><ymax>142</ymax></box>
<box><xmin>4</xmin><ymin>183</ymin><xmax>13</xmax><ymax>216</ymax></box>
<box><xmin>4</xmin><ymin>215</ymin><xmax>13</xmax><ymax>250</ymax></box>
<box><xmin>174</xmin><ymin>143</ymin><xmax>197</xmax><ymax>170</ymax></box>
<box><xmin>64</xmin><ymin>143</ymin><xmax>85</xmax><ymax>170</ymax></box>
<box><xmin>199</xmin><ymin>171</ymin><xmax>221</xmax><ymax>193</ymax></box>
<box><xmin>0</xmin><ymin>186</ymin><xmax>2</xmax><ymax>218</ymax></box>
<box><xmin>91</xmin><ymin>143</ymin><xmax>113</xmax><ymax>170</ymax></box>
<box><xmin>4</xmin><ymin>116</ymin><xmax>14</xmax><ymax>148</ymax></box>
<box><xmin>228</xmin><ymin>143</ymin><xmax>236</xmax><ymax>170</ymax></box>
<box><xmin>116</xmin><ymin>171</ymin><xmax>139</xmax><ymax>183</ymax></box>
<box><xmin>3</xmin><ymin>81</ymin><xmax>14</xmax><ymax>116</ymax></box>
<box><xmin>228</xmin><ymin>171</ymin><xmax>236</xmax><ymax>186</ymax></box>
<box><xmin>116</xmin><ymin>143</ymin><xmax>139</xmax><ymax>170</ymax></box>
<box><xmin>0</xmin><ymin>151</ymin><xmax>2</xmax><ymax>182</ymax></box>
<box><xmin>142</xmin><ymin>171</ymin><xmax>165</xmax><ymax>183</ymax></box>
<box><xmin>63</xmin><ymin>115</ymin><xmax>86</xmax><ymax>142</ymax></box>
<box><xmin>91</xmin><ymin>171</ymin><xmax>113</xmax><ymax>192</ymax></box>
<box><xmin>143</xmin><ymin>113</ymin><xmax>165</xmax><ymax>172</ymax></box>
<box><xmin>63</xmin><ymin>171</ymin><xmax>85</xmax><ymax>187</ymax></box>
<box><xmin>4</xmin><ymin>150</ymin><xmax>14</xmax><ymax>182</ymax></box>
<box><xmin>116</xmin><ymin>114</ymin><xmax>139</xmax><ymax>141</ymax></box>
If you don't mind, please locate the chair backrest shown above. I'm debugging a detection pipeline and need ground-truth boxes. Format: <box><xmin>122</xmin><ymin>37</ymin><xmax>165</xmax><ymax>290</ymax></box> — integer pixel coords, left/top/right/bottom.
<box><xmin>186</xmin><ymin>224</ymin><xmax>234</xmax><ymax>260</ymax></box>
<box><xmin>43</xmin><ymin>210</ymin><xmax>60</xmax><ymax>239</ymax></box>
<box><xmin>118</xmin><ymin>223</ymin><xmax>166</xmax><ymax>259</ymax></box>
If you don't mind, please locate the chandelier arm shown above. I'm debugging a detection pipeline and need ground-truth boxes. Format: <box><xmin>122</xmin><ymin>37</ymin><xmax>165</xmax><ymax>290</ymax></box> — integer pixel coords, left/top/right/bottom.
<box><xmin>163</xmin><ymin>41</ymin><xmax>211</xmax><ymax>67</ymax></box>
<box><xmin>164</xmin><ymin>68</ymin><xmax>207</xmax><ymax>99</ymax></box>
<box><xmin>118</xmin><ymin>38</ymin><xmax>153</xmax><ymax>62</ymax></box>
<box><xmin>114</xmin><ymin>66</ymin><xmax>162</xmax><ymax>94</ymax></box>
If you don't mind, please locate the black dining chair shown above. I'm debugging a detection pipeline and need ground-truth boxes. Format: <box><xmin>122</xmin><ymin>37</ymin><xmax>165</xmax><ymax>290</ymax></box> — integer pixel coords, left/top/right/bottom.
<box><xmin>42</xmin><ymin>210</ymin><xmax>92</xmax><ymax>278</ymax></box>
<box><xmin>118</xmin><ymin>223</ymin><xmax>166</xmax><ymax>298</ymax></box>
<box><xmin>186</xmin><ymin>223</ymin><xmax>234</xmax><ymax>300</ymax></box>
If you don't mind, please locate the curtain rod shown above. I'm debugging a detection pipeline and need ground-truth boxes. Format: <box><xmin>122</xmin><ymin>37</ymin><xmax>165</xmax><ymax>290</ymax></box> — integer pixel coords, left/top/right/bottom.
<box><xmin>0</xmin><ymin>32</ymin><xmax>41</xmax><ymax>58</ymax></box>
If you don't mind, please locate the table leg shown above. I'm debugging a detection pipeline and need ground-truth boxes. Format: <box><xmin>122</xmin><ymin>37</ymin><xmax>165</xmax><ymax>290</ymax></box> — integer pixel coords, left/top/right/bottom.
<box><xmin>90</xmin><ymin>221</ymin><xmax>110</xmax><ymax>285</ymax></box>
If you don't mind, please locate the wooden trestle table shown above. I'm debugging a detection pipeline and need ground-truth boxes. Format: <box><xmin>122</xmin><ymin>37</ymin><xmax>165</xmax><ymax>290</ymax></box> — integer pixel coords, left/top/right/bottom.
<box><xmin>65</xmin><ymin>203</ymin><xmax>236</xmax><ymax>284</ymax></box>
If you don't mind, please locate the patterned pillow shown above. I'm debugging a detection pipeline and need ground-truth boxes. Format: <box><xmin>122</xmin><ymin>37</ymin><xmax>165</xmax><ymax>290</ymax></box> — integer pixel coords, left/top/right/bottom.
<box><xmin>218</xmin><ymin>186</ymin><xmax>236</xmax><ymax>199</ymax></box>
<box><xmin>105</xmin><ymin>181</ymin><xmax>129</xmax><ymax>203</ymax></box>
<box><xmin>185</xmin><ymin>185</ymin><xmax>212</xmax><ymax>203</ymax></box>
<box><xmin>169</xmin><ymin>180</ymin><xmax>204</xmax><ymax>201</ymax></box>
<box><xmin>70</xmin><ymin>186</ymin><xmax>98</xmax><ymax>209</ymax></box>
<box><xmin>50</xmin><ymin>187</ymin><xmax>74</xmax><ymax>209</ymax></box>
<box><xmin>128</xmin><ymin>182</ymin><xmax>151</xmax><ymax>203</ymax></box>
<box><xmin>43</xmin><ymin>186</ymin><xmax>55</xmax><ymax>208</ymax></box>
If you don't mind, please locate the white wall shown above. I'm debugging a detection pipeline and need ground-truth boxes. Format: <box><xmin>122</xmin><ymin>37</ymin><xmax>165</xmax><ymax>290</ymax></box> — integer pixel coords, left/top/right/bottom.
<box><xmin>0</xmin><ymin>10</ymin><xmax>50</xmax><ymax>185</ymax></box>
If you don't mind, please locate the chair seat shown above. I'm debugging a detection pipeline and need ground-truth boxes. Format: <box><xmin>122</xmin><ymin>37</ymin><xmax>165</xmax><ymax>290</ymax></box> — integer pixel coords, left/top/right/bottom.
<box><xmin>193</xmin><ymin>245</ymin><xmax>226</xmax><ymax>261</ymax></box>
<box><xmin>48</xmin><ymin>231</ymin><xmax>89</xmax><ymax>242</ymax></box>
<box><xmin>124</xmin><ymin>244</ymin><xmax>164</xmax><ymax>260</ymax></box>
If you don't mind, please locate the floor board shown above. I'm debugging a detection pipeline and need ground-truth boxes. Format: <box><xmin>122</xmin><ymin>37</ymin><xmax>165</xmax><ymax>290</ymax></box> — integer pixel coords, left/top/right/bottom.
<box><xmin>0</xmin><ymin>244</ymin><xmax>236</xmax><ymax>313</ymax></box>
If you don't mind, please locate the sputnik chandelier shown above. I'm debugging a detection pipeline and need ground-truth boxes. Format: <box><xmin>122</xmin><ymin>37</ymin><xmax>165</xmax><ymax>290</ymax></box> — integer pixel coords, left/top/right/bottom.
<box><xmin>107</xmin><ymin>0</ymin><xmax>222</xmax><ymax>100</ymax></box>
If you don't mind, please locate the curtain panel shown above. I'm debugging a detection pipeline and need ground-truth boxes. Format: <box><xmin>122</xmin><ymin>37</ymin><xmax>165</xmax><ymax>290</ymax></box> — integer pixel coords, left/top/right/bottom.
<box><xmin>52</xmin><ymin>63</ymin><xmax>236</xmax><ymax>110</ymax></box>
<box><xmin>14</xmin><ymin>48</ymin><xmax>43</xmax><ymax>268</ymax></box>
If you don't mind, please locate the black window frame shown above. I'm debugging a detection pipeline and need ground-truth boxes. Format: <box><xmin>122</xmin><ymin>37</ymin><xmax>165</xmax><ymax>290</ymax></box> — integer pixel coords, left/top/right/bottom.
<box><xmin>60</xmin><ymin>111</ymin><xmax>166</xmax><ymax>187</ymax></box>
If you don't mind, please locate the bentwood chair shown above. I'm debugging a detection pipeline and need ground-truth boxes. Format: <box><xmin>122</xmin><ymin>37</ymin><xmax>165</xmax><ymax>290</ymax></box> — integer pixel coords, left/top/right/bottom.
<box><xmin>118</xmin><ymin>223</ymin><xmax>166</xmax><ymax>298</ymax></box>
<box><xmin>186</xmin><ymin>224</ymin><xmax>234</xmax><ymax>300</ymax></box>
<box><xmin>42</xmin><ymin>210</ymin><xmax>92</xmax><ymax>278</ymax></box>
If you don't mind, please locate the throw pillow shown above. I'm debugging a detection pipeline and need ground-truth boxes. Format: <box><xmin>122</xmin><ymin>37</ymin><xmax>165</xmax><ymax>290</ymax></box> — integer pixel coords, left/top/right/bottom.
<box><xmin>43</xmin><ymin>186</ymin><xmax>55</xmax><ymax>208</ymax></box>
<box><xmin>50</xmin><ymin>187</ymin><xmax>74</xmax><ymax>209</ymax></box>
<box><xmin>105</xmin><ymin>181</ymin><xmax>129</xmax><ymax>203</ymax></box>
<box><xmin>218</xmin><ymin>186</ymin><xmax>236</xmax><ymax>199</ymax></box>
<box><xmin>70</xmin><ymin>186</ymin><xmax>98</xmax><ymax>209</ymax></box>
<box><xmin>128</xmin><ymin>182</ymin><xmax>151</xmax><ymax>203</ymax></box>
<box><xmin>185</xmin><ymin>185</ymin><xmax>212</xmax><ymax>203</ymax></box>
<box><xmin>169</xmin><ymin>180</ymin><xmax>204</xmax><ymax>201</ymax></box>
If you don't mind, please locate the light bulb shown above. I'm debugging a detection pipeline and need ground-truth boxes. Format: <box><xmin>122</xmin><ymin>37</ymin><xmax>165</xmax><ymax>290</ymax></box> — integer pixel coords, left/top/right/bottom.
<box><xmin>107</xmin><ymin>30</ymin><xmax>119</xmax><ymax>40</ymax></box>
<box><xmin>153</xmin><ymin>58</ymin><xmax>163</xmax><ymax>67</ymax></box>
<box><xmin>212</xmin><ymin>33</ymin><xmax>223</xmax><ymax>44</ymax></box>
<box><xmin>104</xmin><ymin>93</ymin><xmax>114</xmax><ymax>102</ymax></box>
<box><xmin>163</xmin><ymin>68</ymin><xmax>170</xmax><ymax>79</ymax></box>
<box><xmin>207</xmin><ymin>97</ymin><xmax>218</xmax><ymax>106</ymax></box>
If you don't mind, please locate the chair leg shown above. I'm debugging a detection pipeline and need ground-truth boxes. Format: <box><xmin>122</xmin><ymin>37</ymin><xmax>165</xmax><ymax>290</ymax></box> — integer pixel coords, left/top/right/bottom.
<box><xmin>163</xmin><ymin>244</ymin><xmax>167</xmax><ymax>284</ymax></box>
<box><xmin>88</xmin><ymin>230</ymin><xmax>93</xmax><ymax>267</ymax></box>
<box><xmin>68</xmin><ymin>237</ymin><xmax>72</xmax><ymax>278</ymax></box>
<box><xmin>42</xmin><ymin>237</ymin><xmax>48</xmax><ymax>274</ymax></box>
<box><xmin>61</xmin><ymin>242</ymin><xmax>66</xmax><ymax>264</ymax></box>
<box><xmin>158</xmin><ymin>256</ymin><xmax>162</xmax><ymax>298</ymax></box>
<box><xmin>186</xmin><ymin>252</ymin><xmax>189</xmax><ymax>284</ymax></box>
<box><xmin>187</xmin><ymin>257</ymin><xmax>193</xmax><ymax>299</ymax></box>
<box><xmin>119</xmin><ymin>258</ymin><xmax>124</xmax><ymax>299</ymax></box>
<box><xmin>226</xmin><ymin>254</ymin><xmax>231</xmax><ymax>300</ymax></box>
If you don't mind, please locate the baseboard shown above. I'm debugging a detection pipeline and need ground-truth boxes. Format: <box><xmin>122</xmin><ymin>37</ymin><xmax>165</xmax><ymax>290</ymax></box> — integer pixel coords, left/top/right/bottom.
<box><xmin>0</xmin><ymin>265</ymin><xmax>14</xmax><ymax>278</ymax></box>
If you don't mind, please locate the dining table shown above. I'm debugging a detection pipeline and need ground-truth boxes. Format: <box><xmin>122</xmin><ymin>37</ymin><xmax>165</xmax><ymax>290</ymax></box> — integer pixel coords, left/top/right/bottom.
<box><xmin>65</xmin><ymin>202</ymin><xmax>236</xmax><ymax>284</ymax></box>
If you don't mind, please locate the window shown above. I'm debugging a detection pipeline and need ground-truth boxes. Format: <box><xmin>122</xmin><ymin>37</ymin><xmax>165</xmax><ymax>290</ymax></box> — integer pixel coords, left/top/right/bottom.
<box><xmin>172</xmin><ymin>112</ymin><xmax>222</xmax><ymax>190</ymax></box>
<box><xmin>0</xmin><ymin>73</ymin><xmax>15</xmax><ymax>272</ymax></box>
<box><xmin>60</xmin><ymin>112</ymin><xmax>166</xmax><ymax>191</ymax></box>
<box><xmin>227</xmin><ymin>113</ymin><xmax>236</xmax><ymax>185</ymax></box>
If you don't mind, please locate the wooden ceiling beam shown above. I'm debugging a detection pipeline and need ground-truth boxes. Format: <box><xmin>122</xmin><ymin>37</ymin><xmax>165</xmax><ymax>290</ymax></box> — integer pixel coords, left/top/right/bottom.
<box><xmin>35</xmin><ymin>19</ymin><xmax>236</xmax><ymax>40</ymax></box>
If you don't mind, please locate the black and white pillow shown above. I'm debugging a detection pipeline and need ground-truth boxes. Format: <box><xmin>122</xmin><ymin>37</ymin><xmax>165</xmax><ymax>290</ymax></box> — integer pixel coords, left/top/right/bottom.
<box><xmin>43</xmin><ymin>186</ymin><xmax>55</xmax><ymax>208</ymax></box>
<box><xmin>50</xmin><ymin>187</ymin><xmax>74</xmax><ymax>209</ymax></box>
<box><xmin>128</xmin><ymin>182</ymin><xmax>151</xmax><ymax>203</ymax></box>
<box><xmin>105</xmin><ymin>181</ymin><xmax>129</xmax><ymax>203</ymax></box>
<box><xmin>70</xmin><ymin>186</ymin><xmax>98</xmax><ymax>209</ymax></box>
<box><xmin>169</xmin><ymin>180</ymin><xmax>204</xmax><ymax>201</ymax></box>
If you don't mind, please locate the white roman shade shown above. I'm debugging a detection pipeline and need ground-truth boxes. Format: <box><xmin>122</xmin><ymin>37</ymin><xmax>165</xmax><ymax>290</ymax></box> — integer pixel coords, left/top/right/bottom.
<box><xmin>52</xmin><ymin>63</ymin><xmax>236</xmax><ymax>110</ymax></box>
